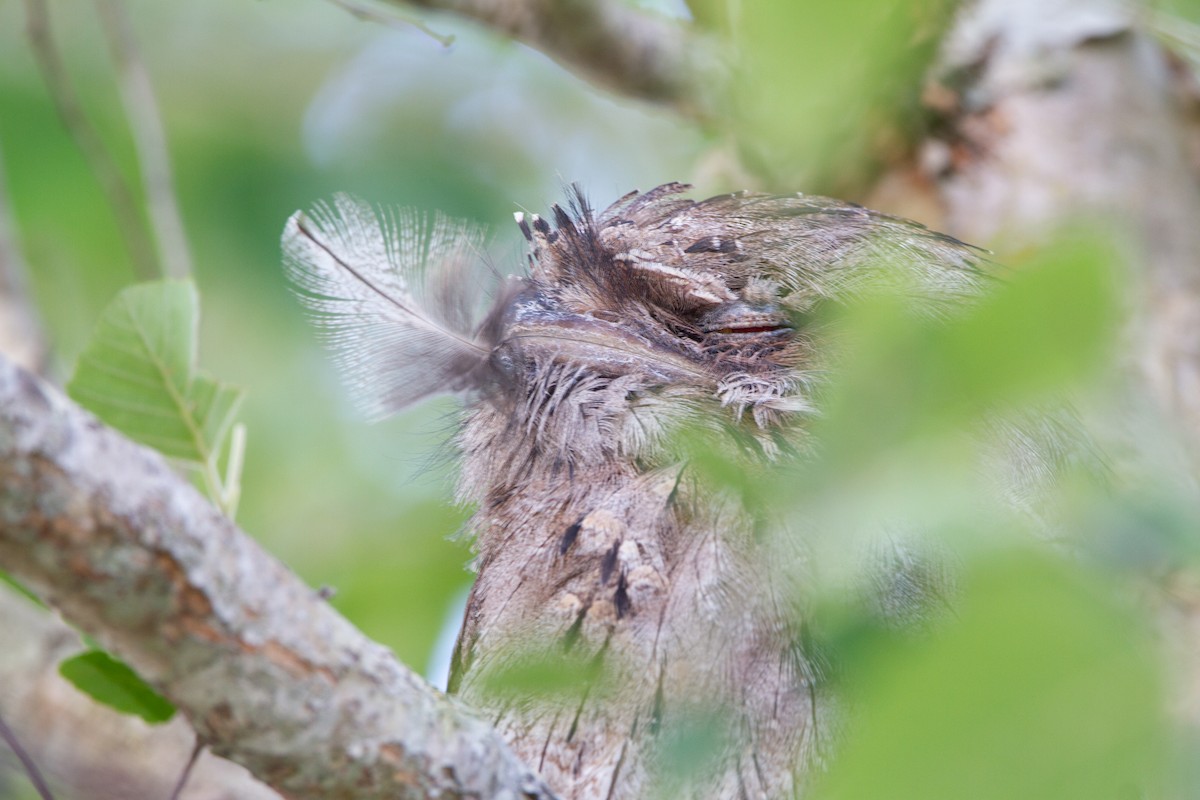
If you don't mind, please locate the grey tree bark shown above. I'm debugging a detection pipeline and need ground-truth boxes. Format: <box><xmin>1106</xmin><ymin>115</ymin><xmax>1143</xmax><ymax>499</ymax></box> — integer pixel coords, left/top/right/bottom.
<box><xmin>0</xmin><ymin>584</ymin><xmax>284</xmax><ymax>800</ymax></box>
<box><xmin>0</xmin><ymin>354</ymin><xmax>556</xmax><ymax>800</ymax></box>
<box><xmin>930</xmin><ymin>0</ymin><xmax>1200</xmax><ymax>450</ymax></box>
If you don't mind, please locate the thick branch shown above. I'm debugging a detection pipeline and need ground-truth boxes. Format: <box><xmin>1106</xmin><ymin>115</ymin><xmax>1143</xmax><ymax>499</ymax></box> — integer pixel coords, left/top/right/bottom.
<box><xmin>931</xmin><ymin>0</ymin><xmax>1200</xmax><ymax>446</ymax></box>
<box><xmin>387</xmin><ymin>0</ymin><xmax>717</xmax><ymax>117</ymax></box>
<box><xmin>0</xmin><ymin>584</ymin><xmax>282</xmax><ymax>798</ymax></box>
<box><xmin>0</xmin><ymin>353</ymin><xmax>556</xmax><ymax>800</ymax></box>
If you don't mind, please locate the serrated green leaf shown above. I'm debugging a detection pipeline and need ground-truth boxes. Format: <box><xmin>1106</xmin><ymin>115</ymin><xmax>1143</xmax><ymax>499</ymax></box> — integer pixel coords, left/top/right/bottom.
<box><xmin>67</xmin><ymin>279</ymin><xmax>242</xmax><ymax>465</ymax></box>
<box><xmin>59</xmin><ymin>650</ymin><xmax>176</xmax><ymax>724</ymax></box>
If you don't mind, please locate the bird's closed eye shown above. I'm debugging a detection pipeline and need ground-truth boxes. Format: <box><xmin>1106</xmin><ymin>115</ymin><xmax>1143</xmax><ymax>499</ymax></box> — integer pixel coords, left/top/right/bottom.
<box><xmin>700</xmin><ymin>301</ymin><xmax>793</xmax><ymax>337</ymax></box>
<box><xmin>714</xmin><ymin>325</ymin><xmax>792</xmax><ymax>336</ymax></box>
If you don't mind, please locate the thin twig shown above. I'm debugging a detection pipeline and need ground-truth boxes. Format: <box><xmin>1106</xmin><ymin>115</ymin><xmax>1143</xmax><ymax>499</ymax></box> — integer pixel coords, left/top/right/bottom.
<box><xmin>94</xmin><ymin>0</ymin><xmax>192</xmax><ymax>280</ymax></box>
<box><xmin>22</xmin><ymin>0</ymin><xmax>159</xmax><ymax>281</ymax></box>
<box><xmin>167</xmin><ymin>736</ymin><xmax>205</xmax><ymax>800</ymax></box>
<box><xmin>221</xmin><ymin>422</ymin><xmax>246</xmax><ymax>520</ymax></box>
<box><xmin>326</xmin><ymin>0</ymin><xmax>455</xmax><ymax>46</ymax></box>
<box><xmin>384</xmin><ymin>0</ymin><xmax>717</xmax><ymax>118</ymax></box>
<box><xmin>0</xmin><ymin>134</ymin><xmax>47</xmax><ymax>373</ymax></box>
<box><xmin>0</xmin><ymin>709</ymin><xmax>56</xmax><ymax>800</ymax></box>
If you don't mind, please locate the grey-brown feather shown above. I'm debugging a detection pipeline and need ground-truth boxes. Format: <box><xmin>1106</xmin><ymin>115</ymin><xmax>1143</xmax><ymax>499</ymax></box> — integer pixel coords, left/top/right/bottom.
<box><xmin>283</xmin><ymin>184</ymin><xmax>998</xmax><ymax>799</ymax></box>
<box><xmin>281</xmin><ymin>193</ymin><xmax>497</xmax><ymax>419</ymax></box>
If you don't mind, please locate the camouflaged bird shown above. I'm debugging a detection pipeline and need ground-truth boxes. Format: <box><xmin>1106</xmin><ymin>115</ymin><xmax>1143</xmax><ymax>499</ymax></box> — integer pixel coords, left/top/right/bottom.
<box><xmin>282</xmin><ymin>183</ymin><xmax>987</xmax><ymax>799</ymax></box>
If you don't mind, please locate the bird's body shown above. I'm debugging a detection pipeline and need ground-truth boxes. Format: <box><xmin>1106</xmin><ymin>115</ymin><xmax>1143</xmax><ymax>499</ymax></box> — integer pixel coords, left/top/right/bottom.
<box><xmin>453</xmin><ymin>381</ymin><xmax>813</xmax><ymax>799</ymax></box>
<box><xmin>283</xmin><ymin>183</ymin><xmax>987</xmax><ymax>799</ymax></box>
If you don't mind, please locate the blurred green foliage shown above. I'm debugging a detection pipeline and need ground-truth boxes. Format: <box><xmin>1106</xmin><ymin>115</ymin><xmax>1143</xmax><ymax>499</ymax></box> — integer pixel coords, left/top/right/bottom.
<box><xmin>0</xmin><ymin>1</ymin><xmax>1196</xmax><ymax>799</ymax></box>
<box><xmin>816</xmin><ymin>553</ymin><xmax>1164</xmax><ymax>800</ymax></box>
<box><xmin>671</xmin><ymin>220</ymin><xmax>1190</xmax><ymax>796</ymax></box>
<box><xmin>732</xmin><ymin>0</ymin><xmax>960</xmax><ymax>194</ymax></box>
<box><xmin>814</xmin><ymin>234</ymin><xmax>1118</xmax><ymax>478</ymax></box>
<box><xmin>476</xmin><ymin>647</ymin><xmax>617</xmax><ymax>704</ymax></box>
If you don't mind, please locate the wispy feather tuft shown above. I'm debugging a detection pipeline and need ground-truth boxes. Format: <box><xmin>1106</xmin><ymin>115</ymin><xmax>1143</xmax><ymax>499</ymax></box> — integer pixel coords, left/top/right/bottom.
<box><xmin>282</xmin><ymin>193</ymin><xmax>495</xmax><ymax>420</ymax></box>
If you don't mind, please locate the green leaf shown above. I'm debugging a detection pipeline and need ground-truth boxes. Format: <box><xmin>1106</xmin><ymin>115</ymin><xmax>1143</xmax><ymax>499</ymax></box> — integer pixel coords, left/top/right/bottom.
<box><xmin>476</xmin><ymin>648</ymin><xmax>615</xmax><ymax>704</ymax></box>
<box><xmin>815</xmin><ymin>233</ymin><xmax>1119</xmax><ymax>470</ymax></box>
<box><xmin>1156</xmin><ymin>0</ymin><xmax>1200</xmax><ymax>25</ymax></box>
<box><xmin>732</xmin><ymin>0</ymin><xmax>960</xmax><ymax>192</ymax></box>
<box><xmin>654</xmin><ymin>708</ymin><xmax>732</xmax><ymax>784</ymax></box>
<box><xmin>67</xmin><ymin>279</ymin><xmax>242</xmax><ymax>465</ymax></box>
<box><xmin>0</xmin><ymin>571</ymin><xmax>46</xmax><ymax>609</ymax></box>
<box><xmin>59</xmin><ymin>650</ymin><xmax>176</xmax><ymax>724</ymax></box>
<box><xmin>814</xmin><ymin>553</ymin><xmax>1165</xmax><ymax>800</ymax></box>
<box><xmin>935</xmin><ymin>235</ymin><xmax>1118</xmax><ymax>407</ymax></box>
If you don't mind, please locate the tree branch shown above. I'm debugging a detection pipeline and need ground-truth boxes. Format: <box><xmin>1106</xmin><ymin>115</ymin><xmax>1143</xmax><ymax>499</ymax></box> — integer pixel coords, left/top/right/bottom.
<box><xmin>0</xmin><ymin>353</ymin><xmax>557</xmax><ymax>800</ymax></box>
<box><xmin>22</xmin><ymin>0</ymin><xmax>160</xmax><ymax>282</ymax></box>
<box><xmin>930</xmin><ymin>0</ymin><xmax>1200</xmax><ymax>450</ymax></box>
<box><xmin>95</xmin><ymin>0</ymin><xmax>193</xmax><ymax>280</ymax></box>
<box><xmin>383</xmin><ymin>0</ymin><xmax>719</xmax><ymax>118</ymax></box>
<box><xmin>0</xmin><ymin>135</ymin><xmax>46</xmax><ymax>374</ymax></box>
<box><xmin>1</xmin><ymin>583</ymin><xmax>281</xmax><ymax>798</ymax></box>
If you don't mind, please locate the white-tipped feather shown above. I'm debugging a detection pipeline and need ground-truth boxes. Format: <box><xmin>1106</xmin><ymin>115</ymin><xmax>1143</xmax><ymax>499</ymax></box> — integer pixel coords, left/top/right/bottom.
<box><xmin>281</xmin><ymin>193</ymin><xmax>494</xmax><ymax>420</ymax></box>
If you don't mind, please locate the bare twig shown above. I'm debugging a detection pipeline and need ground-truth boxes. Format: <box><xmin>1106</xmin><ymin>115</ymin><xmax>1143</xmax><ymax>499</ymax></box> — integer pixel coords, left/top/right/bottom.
<box><xmin>0</xmin><ymin>709</ymin><xmax>56</xmax><ymax>800</ymax></box>
<box><xmin>0</xmin><ymin>135</ymin><xmax>47</xmax><ymax>373</ymax></box>
<box><xmin>327</xmin><ymin>0</ymin><xmax>456</xmax><ymax>46</ymax></box>
<box><xmin>385</xmin><ymin>0</ymin><xmax>720</xmax><ymax>118</ymax></box>
<box><xmin>22</xmin><ymin>0</ymin><xmax>159</xmax><ymax>282</ymax></box>
<box><xmin>94</xmin><ymin>0</ymin><xmax>192</xmax><ymax>280</ymax></box>
<box><xmin>0</xmin><ymin>353</ymin><xmax>558</xmax><ymax>800</ymax></box>
<box><xmin>167</xmin><ymin>737</ymin><xmax>205</xmax><ymax>800</ymax></box>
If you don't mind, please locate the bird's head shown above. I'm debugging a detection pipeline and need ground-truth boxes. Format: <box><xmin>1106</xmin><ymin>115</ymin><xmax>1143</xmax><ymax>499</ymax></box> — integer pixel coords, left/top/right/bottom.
<box><xmin>283</xmin><ymin>183</ymin><xmax>983</xmax><ymax>469</ymax></box>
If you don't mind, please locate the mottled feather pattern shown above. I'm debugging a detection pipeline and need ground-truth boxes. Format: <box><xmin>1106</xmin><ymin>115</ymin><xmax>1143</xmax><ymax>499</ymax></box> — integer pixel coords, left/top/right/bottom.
<box><xmin>592</xmin><ymin>186</ymin><xmax>988</xmax><ymax>316</ymax></box>
<box><xmin>284</xmin><ymin>183</ymin><xmax>999</xmax><ymax>800</ymax></box>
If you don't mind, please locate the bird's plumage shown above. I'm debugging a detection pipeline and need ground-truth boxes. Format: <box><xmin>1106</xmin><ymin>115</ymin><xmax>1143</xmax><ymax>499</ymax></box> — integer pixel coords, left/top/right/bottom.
<box><xmin>283</xmin><ymin>183</ymin><xmax>992</xmax><ymax>799</ymax></box>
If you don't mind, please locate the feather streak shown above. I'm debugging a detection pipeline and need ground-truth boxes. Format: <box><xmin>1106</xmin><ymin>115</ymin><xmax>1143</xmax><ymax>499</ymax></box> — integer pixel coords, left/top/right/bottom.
<box><xmin>281</xmin><ymin>193</ymin><xmax>494</xmax><ymax>420</ymax></box>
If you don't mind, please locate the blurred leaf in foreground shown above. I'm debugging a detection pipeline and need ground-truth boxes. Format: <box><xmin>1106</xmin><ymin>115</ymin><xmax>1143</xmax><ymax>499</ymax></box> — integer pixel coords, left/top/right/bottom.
<box><xmin>814</xmin><ymin>552</ymin><xmax>1165</xmax><ymax>800</ymax></box>
<box><xmin>652</xmin><ymin>707</ymin><xmax>734</xmax><ymax>797</ymax></box>
<box><xmin>732</xmin><ymin>0</ymin><xmax>960</xmax><ymax>193</ymax></box>
<box><xmin>474</xmin><ymin>646</ymin><xmax>616</xmax><ymax>705</ymax></box>
<box><xmin>815</xmin><ymin>233</ymin><xmax>1119</xmax><ymax>474</ymax></box>
<box><xmin>59</xmin><ymin>650</ymin><xmax>176</xmax><ymax>725</ymax></box>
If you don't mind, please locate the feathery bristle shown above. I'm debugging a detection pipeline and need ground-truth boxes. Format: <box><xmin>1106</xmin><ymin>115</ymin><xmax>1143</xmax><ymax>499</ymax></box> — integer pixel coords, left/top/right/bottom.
<box><xmin>281</xmin><ymin>193</ymin><xmax>496</xmax><ymax>420</ymax></box>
